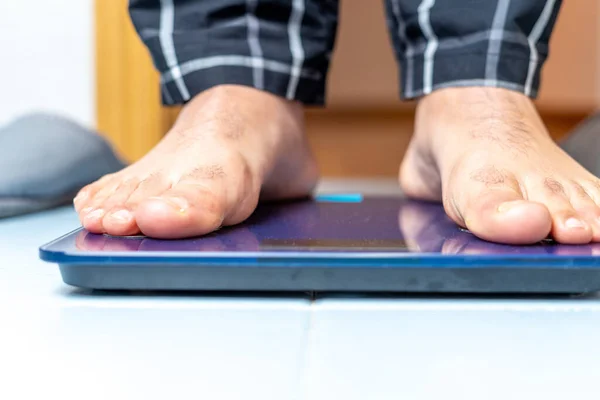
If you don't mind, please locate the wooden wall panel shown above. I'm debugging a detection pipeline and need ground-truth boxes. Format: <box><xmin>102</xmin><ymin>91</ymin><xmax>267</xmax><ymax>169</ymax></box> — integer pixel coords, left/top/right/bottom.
<box><xmin>535</xmin><ymin>0</ymin><xmax>600</xmax><ymax>114</ymax></box>
<box><xmin>95</xmin><ymin>0</ymin><xmax>175</xmax><ymax>162</ymax></box>
<box><xmin>325</xmin><ymin>0</ymin><xmax>405</xmax><ymax>109</ymax></box>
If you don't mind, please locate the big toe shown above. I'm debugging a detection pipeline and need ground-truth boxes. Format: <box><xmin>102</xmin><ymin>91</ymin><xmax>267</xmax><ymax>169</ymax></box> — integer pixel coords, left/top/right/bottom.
<box><xmin>134</xmin><ymin>184</ymin><xmax>229</xmax><ymax>239</ymax></box>
<box><xmin>469</xmin><ymin>197</ymin><xmax>551</xmax><ymax>245</ymax></box>
<box><xmin>449</xmin><ymin>174</ymin><xmax>552</xmax><ymax>245</ymax></box>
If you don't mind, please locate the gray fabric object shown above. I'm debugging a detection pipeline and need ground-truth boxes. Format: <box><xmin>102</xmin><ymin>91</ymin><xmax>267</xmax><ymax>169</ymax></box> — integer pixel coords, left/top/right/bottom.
<box><xmin>560</xmin><ymin>113</ymin><xmax>600</xmax><ymax>178</ymax></box>
<box><xmin>0</xmin><ymin>113</ymin><xmax>126</xmax><ymax>218</ymax></box>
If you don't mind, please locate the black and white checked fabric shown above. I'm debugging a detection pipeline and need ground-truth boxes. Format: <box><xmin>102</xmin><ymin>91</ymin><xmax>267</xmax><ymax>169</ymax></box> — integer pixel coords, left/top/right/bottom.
<box><xmin>129</xmin><ymin>0</ymin><xmax>562</xmax><ymax>106</ymax></box>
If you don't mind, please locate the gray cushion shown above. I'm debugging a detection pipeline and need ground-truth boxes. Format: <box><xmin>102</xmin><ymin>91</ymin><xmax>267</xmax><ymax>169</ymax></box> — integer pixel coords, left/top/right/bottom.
<box><xmin>0</xmin><ymin>112</ymin><xmax>126</xmax><ymax>218</ymax></box>
<box><xmin>560</xmin><ymin>113</ymin><xmax>600</xmax><ymax>178</ymax></box>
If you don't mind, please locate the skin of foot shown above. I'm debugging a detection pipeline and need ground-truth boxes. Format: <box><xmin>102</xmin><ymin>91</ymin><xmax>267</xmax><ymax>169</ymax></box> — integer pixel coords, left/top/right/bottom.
<box><xmin>400</xmin><ymin>86</ymin><xmax>600</xmax><ymax>245</ymax></box>
<box><xmin>73</xmin><ymin>84</ymin><xmax>318</xmax><ymax>239</ymax></box>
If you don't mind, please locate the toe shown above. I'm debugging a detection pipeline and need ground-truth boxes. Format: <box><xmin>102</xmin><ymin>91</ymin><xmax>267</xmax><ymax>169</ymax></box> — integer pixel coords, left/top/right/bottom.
<box><xmin>73</xmin><ymin>187</ymin><xmax>91</xmax><ymax>213</ymax></box>
<box><xmin>102</xmin><ymin>209</ymin><xmax>139</xmax><ymax>236</ymax></box>
<box><xmin>134</xmin><ymin>183</ymin><xmax>227</xmax><ymax>239</ymax></box>
<box><xmin>98</xmin><ymin>178</ymin><xmax>144</xmax><ymax>236</ymax></box>
<box><xmin>77</xmin><ymin>178</ymin><xmax>121</xmax><ymax>229</ymax></box>
<box><xmin>578</xmin><ymin>177</ymin><xmax>600</xmax><ymax>241</ymax></box>
<box><xmin>87</xmin><ymin>181</ymin><xmax>121</xmax><ymax>210</ymax></box>
<box><xmin>464</xmin><ymin>192</ymin><xmax>551</xmax><ymax>245</ymax></box>
<box><xmin>566</xmin><ymin>182</ymin><xmax>600</xmax><ymax>242</ymax></box>
<box><xmin>82</xmin><ymin>208</ymin><xmax>106</xmax><ymax>234</ymax></box>
<box><xmin>74</xmin><ymin>173</ymin><xmax>115</xmax><ymax>212</ymax></box>
<box><xmin>449</xmin><ymin>170</ymin><xmax>552</xmax><ymax>244</ymax></box>
<box><xmin>529</xmin><ymin>178</ymin><xmax>593</xmax><ymax>244</ymax></box>
<box><xmin>544</xmin><ymin>209</ymin><xmax>590</xmax><ymax>245</ymax></box>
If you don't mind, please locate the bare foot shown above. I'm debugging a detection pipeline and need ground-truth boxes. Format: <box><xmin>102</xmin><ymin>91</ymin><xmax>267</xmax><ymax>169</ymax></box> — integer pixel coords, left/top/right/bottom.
<box><xmin>400</xmin><ymin>87</ymin><xmax>600</xmax><ymax>245</ymax></box>
<box><xmin>74</xmin><ymin>85</ymin><xmax>318</xmax><ymax>239</ymax></box>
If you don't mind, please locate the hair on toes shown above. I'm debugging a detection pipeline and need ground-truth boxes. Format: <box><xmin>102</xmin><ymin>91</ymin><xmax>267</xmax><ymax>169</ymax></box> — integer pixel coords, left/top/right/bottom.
<box><xmin>187</xmin><ymin>165</ymin><xmax>227</xmax><ymax>180</ymax></box>
<box><xmin>581</xmin><ymin>179</ymin><xmax>600</xmax><ymax>204</ymax></box>
<box><xmin>587</xmin><ymin>178</ymin><xmax>600</xmax><ymax>192</ymax></box>
<box><xmin>470</xmin><ymin>165</ymin><xmax>507</xmax><ymax>187</ymax></box>
<box><xmin>543</xmin><ymin>177</ymin><xmax>566</xmax><ymax>196</ymax></box>
<box><xmin>569</xmin><ymin>181</ymin><xmax>590</xmax><ymax>199</ymax></box>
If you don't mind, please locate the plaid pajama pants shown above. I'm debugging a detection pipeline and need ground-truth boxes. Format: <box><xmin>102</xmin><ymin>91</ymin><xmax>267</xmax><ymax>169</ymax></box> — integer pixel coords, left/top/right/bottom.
<box><xmin>129</xmin><ymin>0</ymin><xmax>562</xmax><ymax>106</ymax></box>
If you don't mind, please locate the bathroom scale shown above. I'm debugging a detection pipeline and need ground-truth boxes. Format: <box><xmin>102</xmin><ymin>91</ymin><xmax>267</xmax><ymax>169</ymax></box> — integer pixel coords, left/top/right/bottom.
<box><xmin>39</xmin><ymin>195</ymin><xmax>600</xmax><ymax>294</ymax></box>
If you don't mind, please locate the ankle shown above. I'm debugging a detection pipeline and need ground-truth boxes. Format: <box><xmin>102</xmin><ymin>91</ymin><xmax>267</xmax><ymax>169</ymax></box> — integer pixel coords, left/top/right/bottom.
<box><xmin>418</xmin><ymin>86</ymin><xmax>532</xmax><ymax>109</ymax></box>
<box><xmin>415</xmin><ymin>87</ymin><xmax>547</xmax><ymax>156</ymax></box>
<box><xmin>188</xmin><ymin>85</ymin><xmax>303</xmax><ymax>120</ymax></box>
<box><xmin>416</xmin><ymin>87</ymin><xmax>539</xmax><ymax>127</ymax></box>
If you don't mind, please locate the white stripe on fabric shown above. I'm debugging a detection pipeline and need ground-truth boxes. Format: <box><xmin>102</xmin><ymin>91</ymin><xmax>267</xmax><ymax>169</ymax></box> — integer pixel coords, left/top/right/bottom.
<box><xmin>246</xmin><ymin>0</ymin><xmax>264</xmax><ymax>90</ymax></box>
<box><xmin>286</xmin><ymin>0</ymin><xmax>306</xmax><ymax>99</ymax></box>
<box><xmin>146</xmin><ymin>25</ymin><xmax>539</xmax><ymax>58</ymax></box>
<box><xmin>485</xmin><ymin>0</ymin><xmax>511</xmax><ymax>81</ymax></box>
<box><xmin>160</xmin><ymin>55</ymin><xmax>321</xmax><ymax>84</ymax></box>
<box><xmin>408</xmin><ymin>78</ymin><xmax>528</xmax><ymax>98</ymax></box>
<box><xmin>390</xmin><ymin>0</ymin><xmax>414</xmax><ymax>97</ymax></box>
<box><xmin>525</xmin><ymin>0</ymin><xmax>556</xmax><ymax>96</ymax></box>
<box><xmin>159</xmin><ymin>0</ymin><xmax>190</xmax><ymax>101</ymax></box>
<box><xmin>417</xmin><ymin>0</ymin><xmax>438</xmax><ymax>94</ymax></box>
<box><xmin>406</xmin><ymin>30</ymin><xmax>545</xmax><ymax>56</ymax></box>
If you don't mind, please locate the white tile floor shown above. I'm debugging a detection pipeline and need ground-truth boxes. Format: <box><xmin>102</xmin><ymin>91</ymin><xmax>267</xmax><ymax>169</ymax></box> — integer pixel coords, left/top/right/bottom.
<box><xmin>304</xmin><ymin>298</ymin><xmax>600</xmax><ymax>400</ymax></box>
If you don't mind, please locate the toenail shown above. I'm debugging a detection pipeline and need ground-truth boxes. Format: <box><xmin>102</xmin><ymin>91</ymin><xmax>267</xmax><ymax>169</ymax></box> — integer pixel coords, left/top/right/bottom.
<box><xmin>81</xmin><ymin>207</ymin><xmax>94</xmax><ymax>214</ymax></box>
<box><xmin>85</xmin><ymin>209</ymin><xmax>105</xmax><ymax>221</ymax></box>
<box><xmin>565</xmin><ymin>217</ymin><xmax>587</xmax><ymax>229</ymax></box>
<box><xmin>497</xmin><ymin>200</ymin><xmax>522</xmax><ymax>213</ymax></box>
<box><xmin>108</xmin><ymin>210</ymin><xmax>132</xmax><ymax>222</ymax></box>
<box><xmin>152</xmin><ymin>196</ymin><xmax>189</xmax><ymax>212</ymax></box>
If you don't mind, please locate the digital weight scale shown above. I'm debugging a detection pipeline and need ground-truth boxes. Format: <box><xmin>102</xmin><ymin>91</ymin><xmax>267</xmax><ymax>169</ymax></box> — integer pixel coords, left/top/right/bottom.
<box><xmin>39</xmin><ymin>195</ymin><xmax>600</xmax><ymax>294</ymax></box>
